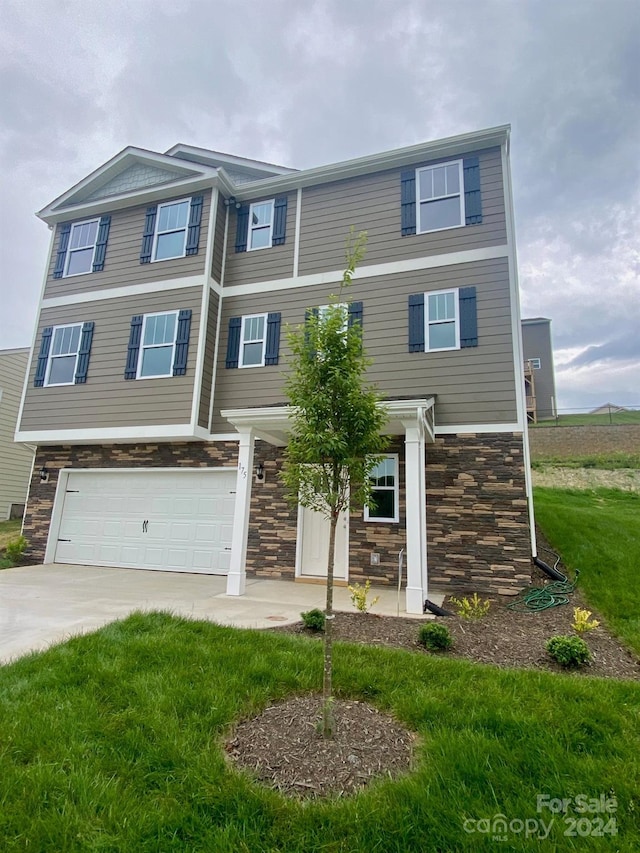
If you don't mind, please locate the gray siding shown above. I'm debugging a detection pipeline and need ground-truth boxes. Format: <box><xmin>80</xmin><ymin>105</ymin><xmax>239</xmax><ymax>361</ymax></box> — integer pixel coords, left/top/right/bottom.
<box><xmin>298</xmin><ymin>148</ymin><xmax>506</xmax><ymax>276</ymax></box>
<box><xmin>223</xmin><ymin>192</ymin><xmax>296</xmax><ymax>286</ymax></box>
<box><xmin>44</xmin><ymin>191</ymin><xmax>212</xmax><ymax>299</ymax></box>
<box><xmin>20</xmin><ymin>288</ymin><xmax>202</xmax><ymax>431</ymax></box>
<box><xmin>211</xmin><ymin>257</ymin><xmax>517</xmax><ymax>431</ymax></box>
<box><xmin>0</xmin><ymin>350</ymin><xmax>34</xmax><ymax>518</ymax></box>
<box><xmin>198</xmin><ymin>291</ymin><xmax>219</xmax><ymax>429</ymax></box>
<box><xmin>211</xmin><ymin>195</ymin><xmax>227</xmax><ymax>283</ymax></box>
<box><xmin>522</xmin><ymin>320</ymin><xmax>556</xmax><ymax>419</ymax></box>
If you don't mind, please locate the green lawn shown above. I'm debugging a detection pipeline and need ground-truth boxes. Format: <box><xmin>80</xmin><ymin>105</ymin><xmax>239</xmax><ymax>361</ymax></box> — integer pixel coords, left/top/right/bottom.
<box><xmin>0</xmin><ymin>613</ymin><xmax>638</xmax><ymax>852</ymax></box>
<box><xmin>0</xmin><ymin>519</ymin><xmax>21</xmax><ymax>551</ymax></box>
<box><xmin>534</xmin><ymin>487</ymin><xmax>640</xmax><ymax>654</ymax></box>
<box><xmin>531</xmin><ymin>410</ymin><xmax>640</xmax><ymax>427</ymax></box>
<box><xmin>531</xmin><ymin>451</ymin><xmax>640</xmax><ymax>470</ymax></box>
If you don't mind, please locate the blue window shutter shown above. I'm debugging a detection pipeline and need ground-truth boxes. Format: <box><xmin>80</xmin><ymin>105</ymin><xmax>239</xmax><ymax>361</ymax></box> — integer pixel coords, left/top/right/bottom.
<box><xmin>53</xmin><ymin>223</ymin><xmax>71</xmax><ymax>278</ymax></box>
<box><xmin>92</xmin><ymin>216</ymin><xmax>111</xmax><ymax>272</ymax></box>
<box><xmin>140</xmin><ymin>205</ymin><xmax>157</xmax><ymax>263</ymax></box>
<box><xmin>459</xmin><ymin>286</ymin><xmax>478</xmax><ymax>347</ymax></box>
<box><xmin>226</xmin><ymin>317</ymin><xmax>242</xmax><ymax>368</ymax></box>
<box><xmin>272</xmin><ymin>197</ymin><xmax>287</xmax><ymax>246</ymax></box>
<box><xmin>235</xmin><ymin>204</ymin><xmax>250</xmax><ymax>253</ymax></box>
<box><xmin>408</xmin><ymin>294</ymin><xmax>425</xmax><ymax>352</ymax></box>
<box><xmin>348</xmin><ymin>301</ymin><xmax>363</xmax><ymax>328</ymax></box>
<box><xmin>401</xmin><ymin>170</ymin><xmax>416</xmax><ymax>236</ymax></box>
<box><xmin>304</xmin><ymin>307</ymin><xmax>319</xmax><ymax>357</ymax></box>
<box><xmin>34</xmin><ymin>327</ymin><xmax>53</xmax><ymax>387</ymax></box>
<box><xmin>124</xmin><ymin>315</ymin><xmax>143</xmax><ymax>379</ymax></box>
<box><xmin>172</xmin><ymin>309</ymin><xmax>192</xmax><ymax>375</ymax></box>
<box><xmin>264</xmin><ymin>313</ymin><xmax>282</xmax><ymax>365</ymax></box>
<box><xmin>463</xmin><ymin>157</ymin><xmax>482</xmax><ymax>225</ymax></box>
<box><xmin>74</xmin><ymin>322</ymin><xmax>95</xmax><ymax>384</ymax></box>
<box><xmin>185</xmin><ymin>196</ymin><xmax>203</xmax><ymax>255</ymax></box>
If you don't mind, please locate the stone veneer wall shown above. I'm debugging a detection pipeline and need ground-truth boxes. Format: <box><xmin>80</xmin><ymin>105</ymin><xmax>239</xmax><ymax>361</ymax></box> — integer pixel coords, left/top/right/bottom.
<box><xmin>24</xmin><ymin>442</ymin><xmax>239</xmax><ymax>562</ymax></box>
<box><xmin>426</xmin><ymin>432</ymin><xmax>532</xmax><ymax>595</ymax></box>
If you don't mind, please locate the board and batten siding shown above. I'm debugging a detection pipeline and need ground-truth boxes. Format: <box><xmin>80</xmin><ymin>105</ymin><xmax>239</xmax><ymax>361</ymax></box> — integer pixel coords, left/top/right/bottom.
<box><xmin>19</xmin><ymin>288</ymin><xmax>202</xmax><ymax>432</ymax></box>
<box><xmin>211</xmin><ymin>257</ymin><xmax>517</xmax><ymax>432</ymax></box>
<box><xmin>0</xmin><ymin>349</ymin><xmax>34</xmax><ymax>518</ymax></box>
<box><xmin>43</xmin><ymin>190</ymin><xmax>212</xmax><ymax>300</ymax></box>
<box><xmin>298</xmin><ymin>148</ymin><xmax>506</xmax><ymax>277</ymax></box>
<box><xmin>198</xmin><ymin>292</ymin><xmax>219</xmax><ymax>429</ymax></box>
<box><xmin>211</xmin><ymin>195</ymin><xmax>227</xmax><ymax>283</ymax></box>
<box><xmin>223</xmin><ymin>191</ymin><xmax>297</xmax><ymax>287</ymax></box>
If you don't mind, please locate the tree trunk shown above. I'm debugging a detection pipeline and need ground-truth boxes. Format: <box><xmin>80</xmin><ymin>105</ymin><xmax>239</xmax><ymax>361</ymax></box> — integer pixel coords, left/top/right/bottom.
<box><xmin>322</xmin><ymin>508</ymin><xmax>338</xmax><ymax>738</ymax></box>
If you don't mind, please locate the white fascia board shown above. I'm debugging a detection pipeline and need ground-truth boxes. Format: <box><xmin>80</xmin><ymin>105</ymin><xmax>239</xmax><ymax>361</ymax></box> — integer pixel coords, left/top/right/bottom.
<box><xmin>15</xmin><ymin>424</ymin><xmax>209</xmax><ymax>445</ymax></box>
<box><xmin>165</xmin><ymin>144</ymin><xmax>298</xmax><ymax>175</ymax></box>
<box><xmin>38</xmin><ymin>148</ymin><xmax>219</xmax><ymax>224</ymax></box>
<box><xmin>41</xmin><ymin>275</ymin><xmax>205</xmax><ymax>309</ymax></box>
<box><xmin>434</xmin><ymin>423</ymin><xmax>522</xmax><ymax>435</ymax></box>
<box><xmin>227</xmin><ymin>125</ymin><xmax>510</xmax><ymax>199</ymax></box>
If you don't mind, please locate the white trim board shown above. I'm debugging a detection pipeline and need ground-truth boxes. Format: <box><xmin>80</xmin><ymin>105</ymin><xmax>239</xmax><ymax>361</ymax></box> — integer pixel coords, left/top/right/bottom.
<box><xmin>434</xmin><ymin>423</ymin><xmax>522</xmax><ymax>435</ymax></box>
<box><xmin>15</xmin><ymin>424</ymin><xmax>210</xmax><ymax>445</ymax></box>
<box><xmin>42</xmin><ymin>275</ymin><xmax>206</xmax><ymax>308</ymax></box>
<box><xmin>222</xmin><ymin>245</ymin><xmax>509</xmax><ymax>298</ymax></box>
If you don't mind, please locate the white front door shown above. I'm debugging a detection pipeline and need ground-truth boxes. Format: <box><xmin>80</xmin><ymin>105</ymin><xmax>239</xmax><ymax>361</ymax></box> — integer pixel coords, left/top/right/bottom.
<box><xmin>299</xmin><ymin>505</ymin><xmax>348</xmax><ymax>579</ymax></box>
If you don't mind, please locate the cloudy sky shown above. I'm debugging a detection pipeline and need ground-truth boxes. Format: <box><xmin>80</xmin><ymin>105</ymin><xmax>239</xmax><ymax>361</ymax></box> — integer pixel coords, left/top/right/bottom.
<box><xmin>1</xmin><ymin>0</ymin><xmax>638</xmax><ymax>410</ymax></box>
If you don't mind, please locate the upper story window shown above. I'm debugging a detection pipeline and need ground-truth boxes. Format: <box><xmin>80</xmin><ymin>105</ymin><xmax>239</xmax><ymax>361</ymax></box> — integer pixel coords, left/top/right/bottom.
<box><xmin>426</xmin><ymin>289</ymin><xmax>459</xmax><ymax>351</ymax></box>
<box><xmin>417</xmin><ymin>161</ymin><xmax>464</xmax><ymax>233</ymax></box>
<box><xmin>138</xmin><ymin>312</ymin><xmax>178</xmax><ymax>378</ymax></box>
<box><xmin>154</xmin><ymin>199</ymin><xmax>190</xmax><ymax>261</ymax></box>
<box><xmin>365</xmin><ymin>455</ymin><xmax>399</xmax><ymax>523</ymax></box>
<box><xmin>240</xmin><ymin>314</ymin><xmax>268</xmax><ymax>367</ymax></box>
<box><xmin>46</xmin><ymin>325</ymin><xmax>82</xmax><ymax>385</ymax></box>
<box><xmin>248</xmin><ymin>201</ymin><xmax>275</xmax><ymax>250</ymax></box>
<box><xmin>65</xmin><ymin>220</ymin><xmax>99</xmax><ymax>276</ymax></box>
<box><xmin>528</xmin><ymin>357</ymin><xmax>541</xmax><ymax>370</ymax></box>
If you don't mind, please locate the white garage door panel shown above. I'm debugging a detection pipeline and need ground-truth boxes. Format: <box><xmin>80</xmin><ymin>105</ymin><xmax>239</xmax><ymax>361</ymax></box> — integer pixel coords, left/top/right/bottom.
<box><xmin>54</xmin><ymin>469</ymin><xmax>237</xmax><ymax>574</ymax></box>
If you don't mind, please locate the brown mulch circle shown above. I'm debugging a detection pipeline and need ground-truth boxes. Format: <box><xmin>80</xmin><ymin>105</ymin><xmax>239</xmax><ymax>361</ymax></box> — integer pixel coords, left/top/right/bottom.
<box><xmin>225</xmin><ymin>694</ymin><xmax>415</xmax><ymax>799</ymax></box>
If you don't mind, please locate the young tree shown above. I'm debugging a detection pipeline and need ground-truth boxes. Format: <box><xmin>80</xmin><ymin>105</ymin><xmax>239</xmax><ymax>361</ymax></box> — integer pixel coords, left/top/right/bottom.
<box><xmin>281</xmin><ymin>231</ymin><xmax>388</xmax><ymax>737</ymax></box>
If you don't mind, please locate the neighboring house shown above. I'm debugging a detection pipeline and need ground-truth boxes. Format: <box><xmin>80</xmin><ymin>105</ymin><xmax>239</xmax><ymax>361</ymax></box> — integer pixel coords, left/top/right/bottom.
<box><xmin>521</xmin><ymin>318</ymin><xmax>557</xmax><ymax>421</ymax></box>
<box><xmin>0</xmin><ymin>348</ymin><xmax>35</xmax><ymax>519</ymax></box>
<box><xmin>16</xmin><ymin>125</ymin><xmax>536</xmax><ymax>613</ymax></box>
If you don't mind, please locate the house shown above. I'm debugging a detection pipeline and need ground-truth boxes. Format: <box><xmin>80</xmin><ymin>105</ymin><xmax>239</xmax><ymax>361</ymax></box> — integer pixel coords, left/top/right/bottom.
<box><xmin>521</xmin><ymin>317</ymin><xmax>557</xmax><ymax>421</ymax></box>
<box><xmin>15</xmin><ymin>125</ymin><xmax>536</xmax><ymax>614</ymax></box>
<box><xmin>0</xmin><ymin>348</ymin><xmax>35</xmax><ymax>519</ymax></box>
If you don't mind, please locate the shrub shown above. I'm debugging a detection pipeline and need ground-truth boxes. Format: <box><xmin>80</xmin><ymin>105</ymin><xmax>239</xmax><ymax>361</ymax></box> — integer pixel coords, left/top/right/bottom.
<box><xmin>4</xmin><ymin>536</ymin><xmax>27</xmax><ymax>564</ymax></box>
<box><xmin>348</xmin><ymin>580</ymin><xmax>379</xmax><ymax>613</ymax></box>
<box><xmin>572</xmin><ymin>607</ymin><xmax>600</xmax><ymax>633</ymax></box>
<box><xmin>449</xmin><ymin>592</ymin><xmax>491</xmax><ymax>620</ymax></box>
<box><xmin>418</xmin><ymin>622</ymin><xmax>453</xmax><ymax>651</ymax></box>
<box><xmin>546</xmin><ymin>635</ymin><xmax>591</xmax><ymax>668</ymax></box>
<box><xmin>301</xmin><ymin>608</ymin><xmax>325</xmax><ymax>632</ymax></box>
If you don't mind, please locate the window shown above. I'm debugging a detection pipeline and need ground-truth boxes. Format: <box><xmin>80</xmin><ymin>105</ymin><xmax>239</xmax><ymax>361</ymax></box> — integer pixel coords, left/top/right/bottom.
<box><xmin>240</xmin><ymin>314</ymin><xmax>267</xmax><ymax>367</ymax></box>
<box><xmin>365</xmin><ymin>455</ymin><xmax>399</xmax><ymax>523</ymax></box>
<box><xmin>138</xmin><ymin>312</ymin><xmax>178</xmax><ymax>378</ymax></box>
<box><xmin>153</xmin><ymin>199</ymin><xmax>190</xmax><ymax>261</ymax></box>
<box><xmin>417</xmin><ymin>160</ymin><xmax>464</xmax><ymax>233</ymax></box>
<box><xmin>248</xmin><ymin>200</ymin><xmax>274</xmax><ymax>250</ymax></box>
<box><xmin>318</xmin><ymin>303</ymin><xmax>348</xmax><ymax>332</ymax></box>
<box><xmin>529</xmin><ymin>357</ymin><xmax>541</xmax><ymax>370</ymax></box>
<box><xmin>46</xmin><ymin>325</ymin><xmax>82</xmax><ymax>385</ymax></box>
<box><xmin>426</xmin><ymin>289</ymin><xmax>459</xmax><ymax>351</ymax></box>
<box><xmin>65</xmin><ymin>220</ymin><xmax>99</xmax><ymax>276</ymax></box>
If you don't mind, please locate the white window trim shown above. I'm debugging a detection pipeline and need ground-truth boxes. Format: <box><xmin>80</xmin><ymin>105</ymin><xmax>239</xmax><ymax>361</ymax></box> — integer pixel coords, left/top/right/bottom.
<box><xmin>152</xmin><ymin>198</ymin><xmax>191</xmax><ymax>262</ymax></box>
<box><xmin>63</xmin><ymin>218</ymin><xmax>100</xmax><ymax>278</ymax></box>
<box><xmin>247</xmin><ymin>200</ymin><xmax>275</xmax><ymax>252</ymax></box>
<box><xmin>239</xmin><ymin>313</ymin><xmax>268</xmax><ymax>368</ymax></box>
<box><xmin>416</xmin><ymin>159</ymin><xmax>465</xmax><ymax>235</ymax></box>
<box><xmin>45</xmin><ymin>323</ymin><xmax>83</xmax><ymax>387</ymax></box>
<box><xmin>425</xmin><ymin>288</ymin><xmax>460</xmax><ymax>352</ymax></box>
<box><xmin>529</xmin><ymin>357</ymin><xmax>541</xmax><ymax>369</ymax></box>
<box><xmin>364</xmin><ymin>453</ymin><xmax>400</xmax><ymax>524</ymax></box>
<box><xmin>136</xmin><ymin>311</ymin><xmax>179</xmax><ymax>379</ymax></box>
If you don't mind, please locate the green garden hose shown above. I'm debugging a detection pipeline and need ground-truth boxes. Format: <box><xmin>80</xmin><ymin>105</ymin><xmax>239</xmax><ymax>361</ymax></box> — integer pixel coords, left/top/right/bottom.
<box><xmin>507</xmin><ymin>570</ymin><xmax>580</xmax><ymax>613</ymax></box>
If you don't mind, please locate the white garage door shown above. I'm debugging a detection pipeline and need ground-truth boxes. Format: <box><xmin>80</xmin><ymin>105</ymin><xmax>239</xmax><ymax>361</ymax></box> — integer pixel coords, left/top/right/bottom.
<box><xmin>54</xmin><ymin>469</ymin><xmax>237</xmax><ymax>574</ymax></box>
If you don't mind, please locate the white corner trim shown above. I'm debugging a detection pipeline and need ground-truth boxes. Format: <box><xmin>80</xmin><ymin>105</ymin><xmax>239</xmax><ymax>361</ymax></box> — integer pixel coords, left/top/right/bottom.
<box><xmin>222</xmin><ymin>244</ymin><xmax>509</xmax><ymax>299</ymax></box>
<box><xmin>293</xmin><ymin>186</ymin><xmax>302</xmax><ymax>278</ymax></box>
<box><xmin>15</xmin><ymin>424</ymin><xmax>209</xmax><ymax>445</ymax></box>
<box><xmin>42</xmin><ymin>275</ymin><xmax>206</xmax><ymax>308</ymax></box>
<box><xmin>434</xmin><ymin>423</ymin><xmax>522</xmax><ymax>435</ymax></box>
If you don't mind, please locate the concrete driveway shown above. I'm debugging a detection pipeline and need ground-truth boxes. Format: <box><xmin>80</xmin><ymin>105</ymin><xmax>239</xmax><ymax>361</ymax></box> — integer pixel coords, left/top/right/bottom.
<box><xmin>0</xmin><ymin>563</ymin><xmax>435</xmax><ymax>665</ymax></box>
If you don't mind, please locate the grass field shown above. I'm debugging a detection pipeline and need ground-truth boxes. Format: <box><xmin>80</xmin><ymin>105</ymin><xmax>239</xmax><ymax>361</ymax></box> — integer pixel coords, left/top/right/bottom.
<box><xmin>0</xmin><ymin>612</ymin><xmax>638</xmax><ymax>852</ymax></box>
<box><xmin>534</xmin><ymin>487</ymin><xmax>640</xmax><ymax>654</ymax></box>
<box><xmin>531</xmin><ymin>410</ymin><xmax>640</xmax><ymax>427</ymax></box>
<box><xmin>531</xmin><ymin>451</ymin><xmax>640</xmax><ymax>470</ymax></box>
<box><xmin>0</xmin><ymin>519</ymin><xmax>21</xmax><ymax>551</ymax></box>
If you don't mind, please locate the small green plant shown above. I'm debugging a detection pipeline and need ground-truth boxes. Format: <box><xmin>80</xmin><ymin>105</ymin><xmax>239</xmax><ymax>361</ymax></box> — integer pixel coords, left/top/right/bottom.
<box><xmin>301</xmin><ymin>608</ymin><xmax>325</xmax><ymax>632</ymax></box>
<box><xmin>348</xmin><ymin>580</ymin><xmax>379</xmax><ymax>613</ymax></box>
<box><xmin>449</xmin><ymin>592</ymin><xmax>491</xmax><ymax>620</ymax></box>
<box><xmin>4</xmin><ymin>535</ymin><xmax>27</xmax><ymax>564</ymax></box>
<box><xmin>418</xmin><ymin>622</ymin><xmax>453</xmax><ymax>651</ymax></box>
<box><xmin>572</xmin><ymin>607</ymin><xmax>600</xmax><ymax>633</ymax></box>
<box><xmin>546</xmin><ymin>635</ymin><xmax>591</xmax><ymax>668</ymax></box>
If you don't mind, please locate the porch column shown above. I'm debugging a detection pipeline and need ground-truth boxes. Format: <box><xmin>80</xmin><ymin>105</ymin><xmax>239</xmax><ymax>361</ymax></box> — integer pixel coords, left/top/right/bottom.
<box><xmin>226</xmin><ymin>427</ymin><xmax>255</xmax><ymax>596</ymax></box>
<box><xmin>403</xmin><ymin>418</ymin><xmax>427</xmax><ymax>614</ymax></box>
